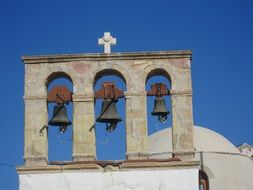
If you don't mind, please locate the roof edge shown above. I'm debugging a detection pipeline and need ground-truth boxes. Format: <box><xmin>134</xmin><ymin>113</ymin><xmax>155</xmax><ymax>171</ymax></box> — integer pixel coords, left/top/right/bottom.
<box><xmin>22</xmin><ymin>50</ymin><xmax>192</xmax><ymax>64</ymax></box>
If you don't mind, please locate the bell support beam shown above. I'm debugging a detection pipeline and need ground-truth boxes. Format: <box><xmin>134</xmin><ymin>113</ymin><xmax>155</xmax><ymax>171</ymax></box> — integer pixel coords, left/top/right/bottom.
<box><xmin>147</xmin><ymin>83</ymin><xmax>170</xmax><ymax>97</ymax></box>
<box><xmin>94</xmin><ymin>82</ymin><xmax>124</xmax><ymax>100</ymax></box>
<box><xmin>72</xmin><ymin>94</ymin><xmax>96</xmax><ymax>161</ymax></box>
<box><xmin>47</xmin><ymin>86</ymin><xmax>72</xmax><ymax>104</ymax></box>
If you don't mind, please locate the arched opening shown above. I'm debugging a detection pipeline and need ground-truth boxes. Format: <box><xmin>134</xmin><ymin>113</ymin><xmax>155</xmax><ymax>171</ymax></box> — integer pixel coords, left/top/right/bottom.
<box><xmin>199</xmin><ymin>170</ymin><xmax>209</xmax><ymax>190</ymax></box>
<box><xmin>94</xmin><ymin>70</ymin><xmax>127</xmax><ymax>160</ymax></box>
<box><xmin>46</xmin><ymin>71</ymin><xmax>73</xmax><ymax>88</ymax></box>
<box><xmin>46</xmin><ymin>72</ymin><xmax>73</xmax><ymax>161</ymax></box>
<box><xmin>145</xmin><ymin>69</ymin><xmax>172</xmax><ymax>136</ymax></box>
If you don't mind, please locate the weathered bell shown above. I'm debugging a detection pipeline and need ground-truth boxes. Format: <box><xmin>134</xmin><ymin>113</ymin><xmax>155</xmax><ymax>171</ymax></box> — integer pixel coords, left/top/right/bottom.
<box><xmin>49</xmin><ymin>104</ymin><xmax>71</xmax><ymax>132</ymax></box>
<box><xmin>96</xmin><ymin>99</ymin><xmax>122</xmax><ymax>131</ymax></box>
<box><xmin>151</xmin><ymin>97</ymin><xmax>170</xmax><ymax>122</ymax></box>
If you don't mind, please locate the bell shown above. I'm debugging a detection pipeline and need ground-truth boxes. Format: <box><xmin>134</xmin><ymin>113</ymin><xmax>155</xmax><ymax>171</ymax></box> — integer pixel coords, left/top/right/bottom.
<box><xmin>49</xmin><ymin>104</ymin><xmax>71</xmax><ymax>133</ymax></box>
<box><xmin>151</xmin><ymin>97</ymin><xmax>170</xmax><ymax>122</ymax></box>
<box><xmin>96</xmin><ymin>99</ymin><xmax>122</xmax><ymax>131</ymax></box>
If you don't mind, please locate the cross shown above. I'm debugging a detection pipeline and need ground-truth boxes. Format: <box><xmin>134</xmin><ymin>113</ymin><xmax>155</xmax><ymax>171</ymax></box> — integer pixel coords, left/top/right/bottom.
<box><xmin>98</xmin><ymin>32</ymin><xmax>117</xmax><ymax>53</ymax></box>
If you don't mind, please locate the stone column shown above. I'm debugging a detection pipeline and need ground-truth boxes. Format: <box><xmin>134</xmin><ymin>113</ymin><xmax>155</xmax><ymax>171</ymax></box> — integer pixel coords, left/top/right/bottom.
<box><xmin>125</xmin><ymin>92</ymin><xmax>148</xmax><ymax>160</ymax></box>
<box><xmin>24</xmin><ymin>97</ymin><xmax>48</xmax><ymax>165</ymax></box>
<box><xmin>72</xmin><ymin>94</ymin><xmax>96</xmax><ymax>161</ymax></box>
<box><xmin>171</xmin><ymin>90</ymin><xmax>194</xmax><ymax>160</ymax></box>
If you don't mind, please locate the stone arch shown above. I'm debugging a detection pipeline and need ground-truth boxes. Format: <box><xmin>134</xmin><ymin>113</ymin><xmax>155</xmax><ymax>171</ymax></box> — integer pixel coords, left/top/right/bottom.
<box><xmin>145</xmin><ymin>68</ymin><xmax>171</xmax><ymax>87</ymax></box>
<box><xmin>46</xmin><ymin>71</ymin><xmax>73</xmax><ymax>87</ymax></box>
<box><xmin>42</xmin><ymin>68</ymin><xmax>78</xmax><ymax>96</ymax></box>
<box><xmin>90</xmin><ymin>64</ymin><xmax>133</xmax><ymax>91</ymax></box>
<box><xmin>141</xmin><ymin>64</ymin><xmax>176</xmax><ymax>90</ymax></box>
<box><xmin>94</xmin><ymin>69</ymin><xmax>126</xmax><ymax>88</ymax></box>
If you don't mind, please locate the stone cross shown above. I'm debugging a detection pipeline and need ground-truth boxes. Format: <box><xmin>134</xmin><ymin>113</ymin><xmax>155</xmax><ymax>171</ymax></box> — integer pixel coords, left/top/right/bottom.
<box><xmin>98</xmin><ymin>32</ymin><xmax>117</xmax><ymax>53</ymax></box>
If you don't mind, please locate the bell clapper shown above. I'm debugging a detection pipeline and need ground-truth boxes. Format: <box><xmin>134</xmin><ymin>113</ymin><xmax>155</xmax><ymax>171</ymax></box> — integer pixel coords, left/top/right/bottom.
<box><xmin>158</xmin><ymin>114</ymin><xmax>167</xmax><ymax>123</ymax></box>
<box><xmin>106</xmin><ymin>122</ymin><xmax>117</xmax><ymax>132</ymax></box>
<box><xmin>59</xmin><ymin>125</ymin><xmax>68</xmax><ymax>133</ymax></box>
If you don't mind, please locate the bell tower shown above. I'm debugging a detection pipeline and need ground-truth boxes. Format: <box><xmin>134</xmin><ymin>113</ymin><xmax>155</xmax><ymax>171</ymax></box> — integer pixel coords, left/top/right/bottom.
<box><xmin>17</xmin><ymin>33</ymin><xmax>200</xmax><ymax>190</ymax></box>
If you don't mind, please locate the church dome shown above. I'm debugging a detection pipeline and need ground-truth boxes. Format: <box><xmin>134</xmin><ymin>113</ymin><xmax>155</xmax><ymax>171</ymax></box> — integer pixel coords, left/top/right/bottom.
<box><xmin>148</xmin><ymin>126</ymin><xmax>239</xmax><ymax>155</ymax></box>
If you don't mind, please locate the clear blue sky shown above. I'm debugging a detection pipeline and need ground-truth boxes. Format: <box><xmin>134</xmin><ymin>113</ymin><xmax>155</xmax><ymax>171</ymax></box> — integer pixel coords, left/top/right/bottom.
<box><xmin>0</xmin><ymin>0</ymin><xmax>252</xmax><ymax>189</ymax></box>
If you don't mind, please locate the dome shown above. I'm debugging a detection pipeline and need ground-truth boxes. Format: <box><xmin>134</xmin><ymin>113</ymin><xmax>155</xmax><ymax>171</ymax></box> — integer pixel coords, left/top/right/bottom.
<box><xmin>148</xmin><ymin>126</ymin><xmax>239</xmax><ymax>155</ymax></box>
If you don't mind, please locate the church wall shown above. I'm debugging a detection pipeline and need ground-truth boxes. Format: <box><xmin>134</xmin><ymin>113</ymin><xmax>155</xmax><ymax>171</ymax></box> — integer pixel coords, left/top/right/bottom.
<box><xmin>19</xmin><ymin>168</ymin><xmax>198</xmax><ymax>190</ymax></box>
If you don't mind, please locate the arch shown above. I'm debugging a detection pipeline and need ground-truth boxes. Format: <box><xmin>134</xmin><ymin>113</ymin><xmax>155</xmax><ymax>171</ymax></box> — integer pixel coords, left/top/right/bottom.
<box><xmin>93</xmin><ymin>69</ymin><xmax>126</xmax><ymax>89</ymax></box>
<box><xmin>42</xmin><ymin>68</ymin><xmax>78</xmax><ymax>95</ymax></box>
<box><xmin>199</xmin><ymin>170</ymin><xmax>209</xmax><ymax>190</ymax></box>
<box><xmin>46</xmin><ymin>71</ymin><xmax>73</xmax><ymax>87</ymax></box>
<box><xmin>90</xmin><ymin>64</ymin><xmax>133</xmax><ymax>91</ymax></box>
<box><xmin>146</xmin><ymin>68</ymin><xmax>171</xmax><ymax>87</ymax></box>
<box><xmin>141</xmin><ymin>64</ymin><xmax>176</xmax><ymax>90</ymax></box>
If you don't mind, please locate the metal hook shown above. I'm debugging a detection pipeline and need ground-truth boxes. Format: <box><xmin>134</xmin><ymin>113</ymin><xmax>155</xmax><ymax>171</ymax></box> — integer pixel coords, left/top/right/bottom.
<box><xmin>39</xmin><ymin>125</ymin><xmax>48</xmax><ymax>136</ymax></box>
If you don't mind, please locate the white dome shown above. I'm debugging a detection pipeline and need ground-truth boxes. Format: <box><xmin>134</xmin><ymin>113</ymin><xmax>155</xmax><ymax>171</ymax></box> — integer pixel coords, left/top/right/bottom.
<box><xmin>148</xmin><ymin>126</ymin><xmax>239</xmax><ymax>155</ymax></box>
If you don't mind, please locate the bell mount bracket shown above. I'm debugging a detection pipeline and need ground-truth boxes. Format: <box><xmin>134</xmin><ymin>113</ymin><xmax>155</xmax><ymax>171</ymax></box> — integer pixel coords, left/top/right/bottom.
<box><xmin>47</xmin><ymin>85</ymin><xmax>73</xmax><ymax>105</ymax></box>
<box><xmin>94</xmin><ymin>82</ymin><xmax>124</xmax><ymax>100</ymax></box>
<box><xmin>147</xmin><ymin>83</ymin><xmax>170</xmax><ymax>97</ymax></box>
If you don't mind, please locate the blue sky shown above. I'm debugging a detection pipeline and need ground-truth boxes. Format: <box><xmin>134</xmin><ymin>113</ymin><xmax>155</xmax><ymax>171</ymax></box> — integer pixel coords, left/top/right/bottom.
<box><xmin>0</xmin><ymin>0</ymin><xmax>253</xmax><ymax>189</ymax></box>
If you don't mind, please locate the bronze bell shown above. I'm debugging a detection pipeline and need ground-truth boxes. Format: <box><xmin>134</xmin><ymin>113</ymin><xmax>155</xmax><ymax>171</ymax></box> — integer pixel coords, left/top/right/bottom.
<box><xmin>49</xmin><ymin>104</ymin><xmax>71</xmax><ymax>133</ymax></box>
<box><xmin>151</xmin><ymin>97</ymin><xmax>170</xmax><ymax>122</ymax></box>
<box><xmin>96</xmin><ymin>99</ymin><xmax>122</xmax><ymax>132</ymax></box>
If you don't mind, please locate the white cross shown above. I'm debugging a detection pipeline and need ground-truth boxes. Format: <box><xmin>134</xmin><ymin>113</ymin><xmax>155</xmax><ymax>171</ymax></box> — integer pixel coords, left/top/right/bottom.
<box><xmin>98</xmin><ymin>32</ymin><xmax>117</xmax><ymax>53</ymax></box>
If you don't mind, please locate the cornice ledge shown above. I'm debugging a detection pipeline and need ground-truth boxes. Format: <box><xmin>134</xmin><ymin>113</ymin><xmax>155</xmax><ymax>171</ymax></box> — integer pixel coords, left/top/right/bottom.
<box><xmin>22</xmin><ymin>50</ymin><xmax>192</xmax><ymax>64</ymax></box>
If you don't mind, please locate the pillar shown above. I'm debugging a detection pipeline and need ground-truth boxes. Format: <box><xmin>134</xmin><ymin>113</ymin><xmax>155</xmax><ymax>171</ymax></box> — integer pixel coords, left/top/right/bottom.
<box><xmin>24</xmin><ymin>97</ymin><xmax>48</xmax><ymax>165</ymax></box>
<box><xmin>72</xmin><ymin>94</ymin><xmax>96</xmax><ymax>161</ymax></box>
<box><xmin>171</xmin><ymin>90</ymin><xmax>194</xmax><ymax>159</ymax></box>
<box><xmin>125</xmin><ymin>92</ymin><xmax>148</xmax><ymax>160</ymax></box>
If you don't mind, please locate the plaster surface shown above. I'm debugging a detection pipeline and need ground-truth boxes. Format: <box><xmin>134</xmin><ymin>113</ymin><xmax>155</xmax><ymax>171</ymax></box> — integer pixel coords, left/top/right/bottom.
<box><xmin>148</xmin><ymin>126</ymin><xmax>239</xmax><ymax>158</ymax></box>
<box><xmin>19</xmin><ymin>169</ymin><xmax>198</xmax><ymax>190</ymax></box>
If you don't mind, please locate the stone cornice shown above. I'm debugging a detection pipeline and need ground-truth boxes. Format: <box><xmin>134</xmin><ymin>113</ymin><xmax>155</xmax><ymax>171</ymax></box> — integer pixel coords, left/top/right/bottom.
<box><xmin>22</xmin><ymin>50</ymin><xmax>192</xmax><ymax>64</ymax></box>
<box><xmin>170</xmin><ymin>90</ymin><xmax>192</xmax><ymax>96</ymax></box>
<box><xmin>17</xmin><ymin>159</ymin><xmax>200</xmax><ymax>174</ymax></box>
<box><xmin>72</xmin><ymin>94</ymin><xmax>93</xmax><ymax>102</ymax></box>
<box><xmin>23</xmin><ymin>95</ymin><xmax>47</xmax><ymax>100</ymax></box>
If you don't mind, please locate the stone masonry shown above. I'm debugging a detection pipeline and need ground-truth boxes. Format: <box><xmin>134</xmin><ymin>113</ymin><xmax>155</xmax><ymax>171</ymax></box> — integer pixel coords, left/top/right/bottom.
<box><xmin>22</xmin><ymin>51</ymin><xmax>194</xmax><ymax>165</ymax></box>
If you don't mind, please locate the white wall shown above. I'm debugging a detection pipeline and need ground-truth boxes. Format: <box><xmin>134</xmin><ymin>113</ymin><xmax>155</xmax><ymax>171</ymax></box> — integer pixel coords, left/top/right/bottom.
<box><xmin>199</xmin><ymin>153</ymin><xmax>253</xmax><ymax>190</ymax></box>
<box><xmin>19</xmin><ymin>169</ymin><xmax>198</xmax><ymax>190</ymax></box>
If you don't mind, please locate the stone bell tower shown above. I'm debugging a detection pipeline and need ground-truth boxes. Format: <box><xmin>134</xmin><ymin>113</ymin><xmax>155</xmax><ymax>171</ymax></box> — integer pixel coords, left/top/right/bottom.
<box><xmin>17</xmin><ymin>33</ymin><xmax>200</xmax><ymax>190</ymax></box>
